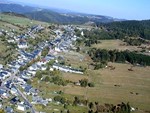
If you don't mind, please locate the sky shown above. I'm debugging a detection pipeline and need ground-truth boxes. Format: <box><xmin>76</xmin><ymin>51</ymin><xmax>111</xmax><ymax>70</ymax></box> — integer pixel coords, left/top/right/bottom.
<box><xmin>10</xmin><ymin>0</ymin><xmax>150</xmax><ymax>20</ymax></box>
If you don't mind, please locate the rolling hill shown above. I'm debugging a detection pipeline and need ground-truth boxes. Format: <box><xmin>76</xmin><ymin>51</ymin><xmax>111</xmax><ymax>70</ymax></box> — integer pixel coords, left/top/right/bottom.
<box><xmin>0</xmin><ymin>1</ymin><xmax>123</xmax><ymax>24</ymax></box>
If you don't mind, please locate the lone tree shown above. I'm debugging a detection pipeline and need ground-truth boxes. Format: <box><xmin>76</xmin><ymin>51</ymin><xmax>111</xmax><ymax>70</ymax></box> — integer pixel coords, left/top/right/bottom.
<box><xmin>88</xmin><ymin>102</ymin><xmax>94</xmax><ymax>109</ymax></box>
<box><xmin>79</xmin><ymin>79</ymin><xmax>88</xmax><ymax>87</ymax></box>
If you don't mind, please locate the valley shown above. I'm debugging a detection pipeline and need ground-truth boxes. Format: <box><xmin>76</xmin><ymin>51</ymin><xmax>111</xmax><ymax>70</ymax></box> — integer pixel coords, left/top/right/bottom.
<box><xmin>0</xmin><ymin>1</ymin><xmax>150</xmax><ymax>113</ymax></box>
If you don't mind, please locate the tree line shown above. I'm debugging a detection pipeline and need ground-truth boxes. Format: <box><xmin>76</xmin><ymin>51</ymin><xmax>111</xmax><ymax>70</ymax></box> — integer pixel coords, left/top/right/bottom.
<box><xmin>88</xmin><ymin>48</ymin><xmax>150</xmax><ymax>66</ymax></box>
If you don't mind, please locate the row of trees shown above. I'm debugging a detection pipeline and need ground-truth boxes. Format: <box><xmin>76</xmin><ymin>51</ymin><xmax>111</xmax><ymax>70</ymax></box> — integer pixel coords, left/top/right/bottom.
<box><xmin>88</xmin><ymin>48</ymin><xmax>150</xmax><ymax>66</ymax></box>
<box><xmin>79</xmin><ymin>79</ymin><xmax>95</xmax><ymax>87</ymax></box>
<box><xmin>88</xmin><ymin>102</ymin><xmax>131</xmax><ymax>113</ymax></box>
<box><xmin>123</xmin><ymin>37</ymin><xmax>149</xmax><ymax>46</ymax></box>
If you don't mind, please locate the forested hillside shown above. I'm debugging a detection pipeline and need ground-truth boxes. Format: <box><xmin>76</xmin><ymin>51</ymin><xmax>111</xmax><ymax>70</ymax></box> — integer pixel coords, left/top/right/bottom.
<box><xmin>97</xmin><ymin>20</ymin><xmax>150</xmax><ymax>40</ymax></box>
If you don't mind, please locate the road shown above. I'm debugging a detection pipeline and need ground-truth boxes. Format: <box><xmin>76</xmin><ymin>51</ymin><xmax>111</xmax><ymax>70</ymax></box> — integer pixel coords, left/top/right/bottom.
<box><xmin>0</xmin><ymin>71</ymin><xmax>36</xmax><ymax>113</ymax></box>
<box><xmin>14</xmin><ymin>84</ymin><xmax>36</xmax><ymax>113</ymax></box>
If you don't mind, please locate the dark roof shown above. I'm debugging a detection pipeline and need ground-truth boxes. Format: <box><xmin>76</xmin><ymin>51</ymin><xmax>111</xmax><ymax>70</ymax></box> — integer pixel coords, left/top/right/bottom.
<box><xmin>24</xmin><ymin>85</ymin><xmax>32</xmax><ymax>92</ymax></box>
<box><xmin>10</xmin><ymin>96</ymin><xmax>20</xmax><ymax>104</ymax></box>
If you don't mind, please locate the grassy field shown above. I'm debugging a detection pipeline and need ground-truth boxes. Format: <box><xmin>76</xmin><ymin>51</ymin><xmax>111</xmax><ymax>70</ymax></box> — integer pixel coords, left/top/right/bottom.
<box><xmin>92</xmin><ymin>40</ymin><xmax>142</xmax><ymax>51</ymax></box>
<box><xmin>0</xmin><ymin>40</ymin><xmax>7</xmax><ymax>64</ymax></box>
<box><xmin>61</xmin><ymin>61</ymin><xmax>150</xmax><ymax>111</ymax></box>
<box><xmin>0</xmin><ymin>39</ymin><xmax>17</xmax><ymax>65</ymax></box>
<box><xmin>0</xmin><ymin>14</ymin><xmax>49</xmax><ymax>27</ymax></box>
<box><xmin>87</xmin><ymin>63</ymin><xmax>150</xmax><ymax>110</ymax></box>
<box><xmin>0</xmin><ymin>21</ymin><xmax>21</xmax><ymax>31</ymax></box>
<box><xmin>31</xmin><ymin>51</ymin><xmax>150</xmax><ymax>113</ymax></box>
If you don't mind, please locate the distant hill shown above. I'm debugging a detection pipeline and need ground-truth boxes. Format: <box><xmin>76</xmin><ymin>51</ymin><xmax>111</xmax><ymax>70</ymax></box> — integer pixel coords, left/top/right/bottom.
<box><xmin>25</xmin><ymin>10</ymin><xmax>111</xmax><ymax>24</ymax></box>
<box><xmin>0</xmin><ymin>3</ymin><xmax>40</xmax><ymax>13</ymax></box>
<box><xmin>0</xmin><ymin>2</ymin><xmax>124</xmax><ymax>24</ymax></box>
<box><xmin>2</xmin><ymin>12</ymin><xmax>27</xmax><ymax>18</ymax></box>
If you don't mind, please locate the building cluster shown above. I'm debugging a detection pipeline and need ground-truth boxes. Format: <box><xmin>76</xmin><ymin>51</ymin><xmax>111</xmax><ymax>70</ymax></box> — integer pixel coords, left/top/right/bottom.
<box><xmin>0</xmin><ymin>25</ymin><xmax>84</xmax><ymax>112</ymax></box>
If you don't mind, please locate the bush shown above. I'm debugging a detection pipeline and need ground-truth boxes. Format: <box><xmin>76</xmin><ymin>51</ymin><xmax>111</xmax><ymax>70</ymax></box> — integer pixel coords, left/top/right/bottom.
<box><xmin>51</xmin><ymin>76</ymin><xmax>67</xmax><ymax>86</ymax></box>
<box><xmin>79</xmin><ymin>79</ymin><xmax>88</xmax><ymax>87</ymax></box>
<box><xmin>88</xmin><ymin>82</ymin><xmax>95</xmax><ymax>87</ymax></box>
<box><xmin>54</xmin><ymin>96</ymin><xmax>66</xmax><ymax>104</ymax></box>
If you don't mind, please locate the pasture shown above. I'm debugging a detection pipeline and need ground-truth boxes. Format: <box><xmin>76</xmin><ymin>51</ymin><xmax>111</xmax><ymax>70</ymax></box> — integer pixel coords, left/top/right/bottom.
<box><xmin>92</xmin><ymin>40</ymin><xmax>142</xmax><ymax>51</ymax></box>
<box><xmin>31</xmin><ymin>51</ymin><xmax>150</xmax><ymax>113</ymax></box>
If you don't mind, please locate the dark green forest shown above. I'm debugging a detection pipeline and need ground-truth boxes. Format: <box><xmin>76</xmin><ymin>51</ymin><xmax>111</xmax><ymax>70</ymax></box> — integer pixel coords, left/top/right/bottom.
<box><xmin>97</xmin><ymin>20</ymin><xmax>150</xmax><ymax>40</ymax></box>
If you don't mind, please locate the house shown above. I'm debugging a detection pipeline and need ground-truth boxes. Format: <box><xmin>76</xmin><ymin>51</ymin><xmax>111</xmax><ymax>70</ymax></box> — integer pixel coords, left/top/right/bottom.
<box><xmin>18</xmin><ymin>42</ymin><xmax>28</xmax><ymax>49</ymax></box>
<box><xmin>29</xmin><ymin>88</ymin><xmax>38</xmax><ymax>95</ymax></box>
<box><xmin>0</xmin><ymin>90</ymin><xmax>9</xmax><ymax>99</ymax></box>
<box><xmin>0</xmin><ymin>103</ymin><xmax>2</xmax><ymax>109</ymax></box>
<box><xmin>21</xmin><ymin>73</ymin><xmax>31</xmax><ymax>80</ymax></box>
<box><xmin>5</xmin><ymin>106</ymin><xmax>13</xmax><ymax>113</ymax></box>
<box><xmin>28</xmin><ymin>64</ymin><xmax>39</xmax><ymax>71</ymax></box>
<box><xmin>81</xmin><ymin>31</ymin><xmax>84</xmax><ymax>36</ymax></box>
<box><xmin>0</xmin><ymin>89</ymin><xmax>5</xmax><ymax>96</ymax></box>
<box><xmin>0</xmin><ymin>73</ymin><xmax>4</xmax><ymax>80</ymax></box>
<box><xmin>10</xmin><ymin>87</ymin><xmax>18</xmax><ymax>95</ymax></box>
<box><xmin>0</xmin><ymin>71</ymin><xmax>11</xmax><ymax>79</ymax></box>
<box><xmin>10</xmin><ymin>96</ymin><xmax>20</xmax><ymax>104</ymax></box>
<box><xmin>36</xmin><ymin>61</ymin><xmax>46</xmax><ymax>66</ymax></box>
<box><xmin>17</xmin><ymin>102</ymin><xmax>26</xmax><ymax>111</ymax></box>
<box><xmin>5</xmin><ymin>80</ymin><xmax>12</xmax><ymax>88</ymax></box>
<box><xmin>24</xmin><ymin>85</ymin><xmax>32</xmax><ymax>94</ymax></box>
<box><xmin>53</xmin><ymin>63</ymin><xmax>83</xmax><ymax>74</ymax></box>
<box><xmin>17</xmin><ymin>77</ymin><xmax>26</xmax><ymax>84</ymax></box>
<box><xmin>10</xmin><ymin>67</ymin><xmax>18</xmax><ymax>73</ymax></box>
<box><xmin>55</xmin><ymin>47</ymin><xmax>61</xmax><ymax>52</ymax></box>
<box><xmin>41</xmin><ymin>65</ymin><xmax>47</xmax><ymax>71</ymax></box>
<box><xmin>32</xmin><ymin>96</ymin><xmax>48</xmax><ymax>106</ymax></box>
<box><xmin>75</xmin><ymin>82</ymin><xmax>81</xmax><ymax>86</ymax></box>
<box><xmin>0</xmin><ymin>64</ymin><xmax>3</xmax><ymax>69</ymax></box>
<box><xmin>46</xmin><ymin>98</ymin><xmax>52</xmax><ymax>102</ymax></box>
<box><xmin>7</xmin><ymin>39</ymin><xmax>15</xmax><ymax>43</ymax></box>
<box><xmin>28</xmin><ymin>70</ymin><xmax>36</xmax><ymax>75</ymax></box>
<box><xmin>0</xmin><ymin>31</ymin><xmax>3</xmax><ymax>36</ymax></box>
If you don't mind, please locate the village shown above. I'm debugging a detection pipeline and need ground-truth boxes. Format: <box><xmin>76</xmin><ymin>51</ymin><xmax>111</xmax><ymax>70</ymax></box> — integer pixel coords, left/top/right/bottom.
<box><xmin>0</xmin><ymin>24</ymin><xmax>85</xmax><ymax>113</ymax></box>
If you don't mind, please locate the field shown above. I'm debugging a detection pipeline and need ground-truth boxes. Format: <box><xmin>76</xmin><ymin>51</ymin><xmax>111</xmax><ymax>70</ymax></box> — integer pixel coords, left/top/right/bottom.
<box><xmin>0</xmin><ymin>40</ymin><xmax>7</xmax><ymax>64</ymax></box>
<box><xmin>0</xmin><ymin>39</ymin><xmax>17</xmax><ymax>65</ymax></box>
<box><xmin>31</xmin><ymin>51</ymin><xmax>150</xmax><ymax>113</ymax></box>
<box><xmin>0</xmin><ymin>14</ymin><xmax>50</xmax><ymax>33</ymax></box>
<box><xmin>0</xmin><ymin>14</ymin><xmax>49</xmax><ymax>26</ymax></box>
<box><xmin>87</xmin><ymin>63</ymin><xmax>150</xmax><ymax>111</ymax></box>
<box><xmin>92</xmin><ymin>40</ymin><xmax>142</xmax><ymax>51</ymax></box>
<box><xmin>62</xmin><ymin>52</ymin><xmax>150</xmax><ymax>112</ymax></box>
